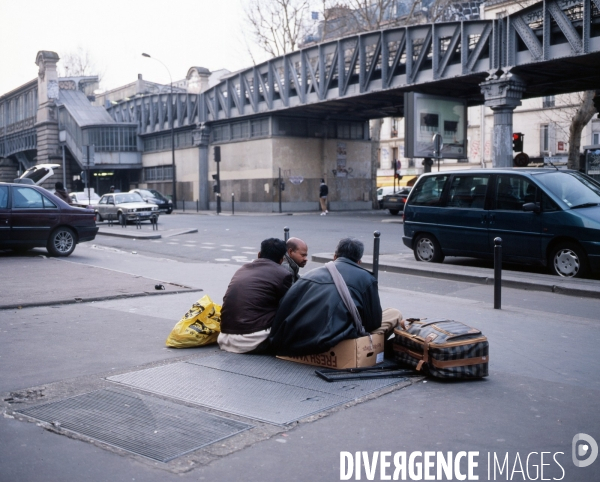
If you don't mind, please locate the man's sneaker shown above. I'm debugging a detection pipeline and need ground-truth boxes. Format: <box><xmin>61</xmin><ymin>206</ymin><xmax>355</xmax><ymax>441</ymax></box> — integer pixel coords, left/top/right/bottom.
<box><xmin>320</xmin><ymin>212</ymin><xmax>326</xmax><ymax>216</ymax></box>
<box><xmin>325</xmin><ymin>210</ymin><xmax>329</xmax><ymax>214</ymax></box>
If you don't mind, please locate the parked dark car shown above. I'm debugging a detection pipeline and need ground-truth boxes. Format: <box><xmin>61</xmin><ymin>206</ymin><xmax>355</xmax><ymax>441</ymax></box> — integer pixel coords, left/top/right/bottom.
<box><xmin>129</xmin><ymin>189</ymin><xmax>173</xmax><ymax>214</ymax></box>
<box><xmin>0</xmin><ymin>182</ymin><xmax>98</xmax><ymax>256</ymax></box>
<box><xmin>402</xmin><ymin>169</ymin><xmax>600</xmax><ymax>278</ymax></box>
<box><xmin>381</xmin><ymin>187</ymin><xmax>412</xmax><ymax>215</ymax></box>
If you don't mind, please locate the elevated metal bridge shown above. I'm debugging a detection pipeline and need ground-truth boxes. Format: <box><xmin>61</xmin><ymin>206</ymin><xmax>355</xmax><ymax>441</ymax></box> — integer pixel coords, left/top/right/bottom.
<box><xmin>1</xmin><ymin>0</ymin><xmax>599</xmax><ymax>168</ymax></box>
<box><xmin>107</xmin><ymin>0</ymin><xmax>600</xmax><ymax>133</ymax></box>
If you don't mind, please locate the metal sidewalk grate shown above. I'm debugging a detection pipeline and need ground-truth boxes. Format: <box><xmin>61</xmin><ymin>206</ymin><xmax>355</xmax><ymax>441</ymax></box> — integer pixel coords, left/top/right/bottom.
<box><xmin>15</xmin><ymin>388</ymin><xmax>253</xmax><ymax>463</ymax></box>
<box><xmin>108</xmin><ymin>362</ymin><xmax>350</xmax><ymax>425</ymax></box>
<box><xmin>187</xmin><ymin>352</ymin><xmax>406</xmax><ymax>397</ymax></box>
<box><xmin>108</xmin><ymin>354</ymin><xmax>408</xmax><ymax>425</ymax></box>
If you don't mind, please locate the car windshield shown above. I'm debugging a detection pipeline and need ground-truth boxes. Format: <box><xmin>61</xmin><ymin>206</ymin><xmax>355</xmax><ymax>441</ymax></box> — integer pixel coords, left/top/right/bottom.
<box><xmin>136</xmin><ymin>189</ymin><xmax>154</xmax><ymax>198</ymax></box>
<box><xmin>75</xmin><ymin>192</ymin><xmax>100</xmax><ymax>201</ymax></box>
<box><xmin>148</xmin><ymin>189</ymin><xmax>167</xmax><ymax>201</ymax></box>
<box><xmin>115</xmin><ymin>193</ymin><xmax>144</xmax><ymax>204</ymax></box>
<box><xmin>534</xmin><ymin>171</ymin><xmax>600</xmax><ymax>208</ymax></box>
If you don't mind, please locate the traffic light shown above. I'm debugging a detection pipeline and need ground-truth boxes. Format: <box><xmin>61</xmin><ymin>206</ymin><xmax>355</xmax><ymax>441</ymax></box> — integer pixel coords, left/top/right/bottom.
<box><xmin>512</xmin><ymin>133</ymin><xmax>524</xmax><ymax>152</ymax></box>
<box><xmin>214</xmin><ymin>146</ymin><xmax>221</xmax><ymax>163</ymax></box>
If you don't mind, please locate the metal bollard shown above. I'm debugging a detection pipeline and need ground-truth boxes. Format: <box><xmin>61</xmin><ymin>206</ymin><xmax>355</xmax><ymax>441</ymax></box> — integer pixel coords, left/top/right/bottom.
<box><xmin>151</xmin><ymin>214</ymin><xmax>158</xmax><ymax>231</ymax></box>
<box><xmin>216</xmin><ymin>193</ymin><xmax>221</xmax><ymax>215</ymax></box>
<box><xmin>373</xmin><ymin>231</ymin><xmax>381</xmax><ymax>280</ymax></box>
<box><xmin>136</xmin><ymin>213</ymin><xmax>141</xmax><ymax>229</ymax></box>
<box><xmin>494</xmin><ymin>237</ymin><xmax>502</xmax><ymax>309</ymax></box>
<box><xmin>120</xmin><ymin>213</ymin><xmax>126</xmax><ymax>228</ymax></box>
<box><xmin>196</xmin><ymin>199</ymin><xmax>199</xmax><ymax>212</ymax></box>
<box><xmin>284</xmin><ymin>227</ymin><xmax>289</xmax><ymax>242</ymax></box>
<box><xmin>232</xmin><ymin>193</ymin><xmax>235</xmax><ymax>215</ymax></box>
<box><xmin>107</xmin><ymin>213</ymin><xmax>113</xmax><ymax>227</ymax></box>
<box><xmin>183</xmin><ymin>201</ymin><xmax>185</xmax><ymax>212</ymax></box>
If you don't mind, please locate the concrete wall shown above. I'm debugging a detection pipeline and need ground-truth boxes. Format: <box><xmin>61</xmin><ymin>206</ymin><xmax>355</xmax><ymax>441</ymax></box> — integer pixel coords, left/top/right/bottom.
<box><xmin>140</xmin><ymin>146</ymin><xmax>199</xmax><ymax>202</ymax></box>
<box><xmin>209</xmin><ymin>136</ymin><xmax>372</xmax><ymax>212</ymax></box>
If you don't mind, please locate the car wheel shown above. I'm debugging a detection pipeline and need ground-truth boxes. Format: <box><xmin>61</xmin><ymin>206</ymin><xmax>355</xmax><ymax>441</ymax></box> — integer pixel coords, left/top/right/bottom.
<box><xmin>413</xmin><ymin>234</ymin><xmax>445</xmax><ymax>263</ymax></box>
<box><xmin>47</xmin><ymin>227</ymin><xmax>76</xmax><ymax>257</ymax></box>
<box><xmin>95</xmin><ymin>211</ymin><xmax>103</xmax><ymax>222</ymax></box>
<box><xmin>549</xmin><ymin>242</ymin><xmax>588</xmax><ymax>278</ymax></box>
<box><xmin>389</xmin><ymin>209</ymin><xmax>399</xmax><ymax>216</ymax></box>
<box><xmin>167</xmin><ymin>208</ymin><xmax>173</xmax><ymax>214</ymax></box>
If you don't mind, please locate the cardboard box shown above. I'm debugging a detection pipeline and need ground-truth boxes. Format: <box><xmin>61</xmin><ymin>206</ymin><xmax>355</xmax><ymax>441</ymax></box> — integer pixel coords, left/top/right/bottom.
<box><xmin>278</xmin><ymin>333</ymin><xmax>385</xmax><ymax>369</ymax></box>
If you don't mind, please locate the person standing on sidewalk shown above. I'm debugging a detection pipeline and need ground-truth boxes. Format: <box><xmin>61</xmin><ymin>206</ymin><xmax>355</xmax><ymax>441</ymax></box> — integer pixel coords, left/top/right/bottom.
<box><xmin>54</xmin><ymin>182</ymin><xmax>72</xmax><ymax>204</ymax></box>
<box><xmin>319</xmin><ymin>179</ymin><xmax>328</xmax><ymax>215</ymax></box>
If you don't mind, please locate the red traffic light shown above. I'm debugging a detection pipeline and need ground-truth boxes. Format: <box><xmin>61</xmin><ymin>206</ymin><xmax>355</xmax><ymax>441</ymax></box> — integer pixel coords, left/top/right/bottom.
<box><xmin>512</xmin><ymin>133</ymin><xmax>524</xmax><ymax>152</ymax></box>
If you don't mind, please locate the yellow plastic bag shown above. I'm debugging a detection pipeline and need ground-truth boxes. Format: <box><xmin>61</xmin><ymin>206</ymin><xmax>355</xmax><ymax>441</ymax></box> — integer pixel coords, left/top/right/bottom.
<box><xmin>166</xmin><ymin>295</ymin><xmax>221</xmax><ymax>348</ymax></box>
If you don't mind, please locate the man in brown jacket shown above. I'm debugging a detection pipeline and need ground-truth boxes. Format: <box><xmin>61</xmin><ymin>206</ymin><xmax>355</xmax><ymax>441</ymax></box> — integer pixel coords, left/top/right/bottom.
<box><xmin>218</xmin><ymin>238</ymin><xmax>293</xmax><ymax>354</ymax></box>
<box><xmin>54</xmin><ymin>182</ymin><xmax>72</xmax><ymax>204</ymax></box>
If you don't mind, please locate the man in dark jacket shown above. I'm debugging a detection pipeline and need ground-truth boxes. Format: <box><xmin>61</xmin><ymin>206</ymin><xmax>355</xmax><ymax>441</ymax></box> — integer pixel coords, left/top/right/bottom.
<box><xmin>269</xmin><ymin>237</ymin><xmax>402</xmax><ymax>356</ymax></box>
<box><xmin>319</xmin><ymin>179</ymin><xmax>328</xmax><ymax>215</ymax></box>
<box><xmin>54</xmin><ymin>182</ymin><xmax>72</xmax><ymax>204</ymax></box>
<box><xmin>281</xmin><ymin>237</ymin><xmax>308</xmax><ymax>284</ymax></box>
<box><xmin>218</xmin><ymin>238</ymin><xmax>293</xmax><ymax>354</ymax></box>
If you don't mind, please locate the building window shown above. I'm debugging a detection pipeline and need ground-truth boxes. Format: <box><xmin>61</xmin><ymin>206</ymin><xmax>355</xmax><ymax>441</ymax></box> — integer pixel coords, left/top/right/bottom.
<box><xmin>392</xmin><ymin>147</ymin><xmax>398</xmax><ymax>169</ymax></box>
<box><xmin>593</xmin><ymin>132</ymin><xmax>600</xmax><ymax>145</ymax></box>
<box><xmin>542</xmin><ymin>96</ymin><xmax>555</xmax><ymax>108</ymax></box>
<box><xmin>144</xmin><ymin>165</ymin><xmax>173</xmax><ymax>182</ymax></box>
<box><xmin>541</xmin><ymin>125</ymin><xmax>549</xmax><ymax>152</ymax></box>
<box><xmin>391</xmin><ymin>119</ymin><xmax>398</xmax><ymax>138</ymax></box>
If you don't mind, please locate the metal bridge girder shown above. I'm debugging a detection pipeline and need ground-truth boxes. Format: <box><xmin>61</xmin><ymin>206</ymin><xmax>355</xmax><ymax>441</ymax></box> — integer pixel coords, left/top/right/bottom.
<box><xmin>102</xmin><ymin>0</ymin><xmax>599</xmax><ymax>132</ymax></box>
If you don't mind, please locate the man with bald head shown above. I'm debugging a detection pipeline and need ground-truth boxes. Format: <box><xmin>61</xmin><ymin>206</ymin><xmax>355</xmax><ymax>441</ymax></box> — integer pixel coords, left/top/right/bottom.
<box><xmin>281</xmin><ymin>237</ymin><xmax>308</xmax><ymax>283</ymax></box>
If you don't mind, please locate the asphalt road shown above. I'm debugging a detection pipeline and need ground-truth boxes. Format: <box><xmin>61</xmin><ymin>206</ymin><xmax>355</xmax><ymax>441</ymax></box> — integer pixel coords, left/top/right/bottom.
<box><xmin>1</xmin><ymin>211</ymin><xmax>599</xmax><ymax>481</ymax></box>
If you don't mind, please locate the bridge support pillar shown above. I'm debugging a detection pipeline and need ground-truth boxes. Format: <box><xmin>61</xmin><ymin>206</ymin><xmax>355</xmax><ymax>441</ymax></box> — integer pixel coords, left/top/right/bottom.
<box><xmin>480</xmin><ymin>74</ymin><xmax>526</xmax><ymax>168</ymax></box>
<box><xmin>34</xmin><ymin>51</ymin><xmax>62</xmax><ymax>169</ymax></box>
<box><xmin>194</xmin><ymin>124</ymin><xmax>210</xmax><ymax>210</ymax></box>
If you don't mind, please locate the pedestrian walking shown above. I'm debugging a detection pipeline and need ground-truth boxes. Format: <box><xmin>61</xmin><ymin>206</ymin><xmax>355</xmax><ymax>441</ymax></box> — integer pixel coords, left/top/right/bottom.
<box><xmin>319</xmin><ymin>178</ymin><xmax>328</xmax><ymax>215</ymax></box>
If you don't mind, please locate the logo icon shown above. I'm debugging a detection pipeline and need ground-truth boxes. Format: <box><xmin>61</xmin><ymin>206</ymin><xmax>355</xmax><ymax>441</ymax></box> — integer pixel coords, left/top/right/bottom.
<box><xmin>572</xmin><ymin>433</ymin><xmax>598</xmax><ymax>468</ymax></box>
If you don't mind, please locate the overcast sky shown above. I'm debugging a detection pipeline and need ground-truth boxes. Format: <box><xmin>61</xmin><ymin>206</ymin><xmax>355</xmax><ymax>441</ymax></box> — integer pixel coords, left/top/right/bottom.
<box><xmin>0</xmin><ymin>0</ymin><xmax>264</xmax><ymax>94</ymax></box>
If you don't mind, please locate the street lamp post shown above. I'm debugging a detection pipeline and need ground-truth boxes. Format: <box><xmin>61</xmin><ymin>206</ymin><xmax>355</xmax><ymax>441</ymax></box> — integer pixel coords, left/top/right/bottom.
<box><xmin>142</xmin><ymin>53</ymin><xmax>177</xmax><ymax>209</ymax></box>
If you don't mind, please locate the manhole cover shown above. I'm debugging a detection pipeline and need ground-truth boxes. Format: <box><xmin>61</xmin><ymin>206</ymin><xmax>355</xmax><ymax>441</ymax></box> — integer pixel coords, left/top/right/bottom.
<box><xmin>16</xmin><ymin>388</ymin><xmax>253</xmax><ymax>462</ymax></box>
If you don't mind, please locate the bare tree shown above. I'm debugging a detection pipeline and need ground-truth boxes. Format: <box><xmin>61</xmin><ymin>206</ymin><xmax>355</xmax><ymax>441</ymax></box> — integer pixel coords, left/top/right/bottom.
<box><xmin>244</xmin><ymin>0</ymin><xmax>312</xmax><ymax>59</ymax></box>
<box><xmin>540</xmin><ymin>91</ymin><xmax>598</xmax><ymax>169</ymax></box>
<box><xmin>567</xmin><ymin>91</ymin><xmax>598</xmax><ymax>169</ymax></box>
<box><xmin>58</xmin><ymin>46</ymin><xmax>103</xmax><ymax>80</ymax></box>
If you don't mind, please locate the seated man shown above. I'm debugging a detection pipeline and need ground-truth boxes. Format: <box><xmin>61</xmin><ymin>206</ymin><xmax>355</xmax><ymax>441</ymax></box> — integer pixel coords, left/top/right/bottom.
<box><xmin>281</xmin><ymin>237</ymin><xmax>308</xmax><ymax>284</ymax></box>
<box><xmin>269</xmin><ymin>237</ymin><xmax>402</xmax><ymax>356</ymax></box>
<box><xmin>218</xmin><ymin>238</ymin><xmax>293</xmax><ymax>354</ymax></box>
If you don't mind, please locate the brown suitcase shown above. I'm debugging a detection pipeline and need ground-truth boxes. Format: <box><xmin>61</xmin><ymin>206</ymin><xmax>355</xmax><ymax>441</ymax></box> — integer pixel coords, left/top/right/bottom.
<box><xmin>393</xmin><ymin>318</ymin><xmax>489</xmax><ymax>379</ymax></box>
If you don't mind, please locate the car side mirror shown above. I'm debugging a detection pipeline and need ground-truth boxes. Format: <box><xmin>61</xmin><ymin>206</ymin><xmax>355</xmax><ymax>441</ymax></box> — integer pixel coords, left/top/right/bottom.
<box><xmin>522</xmin><ymin>202</ymin><xmax>541</xmax><ymax>213</ymax></box>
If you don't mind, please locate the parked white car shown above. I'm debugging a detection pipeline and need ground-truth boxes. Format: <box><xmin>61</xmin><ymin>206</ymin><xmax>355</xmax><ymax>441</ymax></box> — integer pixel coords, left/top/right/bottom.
<box><xmin>95</xmin><ymin>192</ymin><xmax>159</xmax><ymax>224</ymax></box>
<box><xmin>69</xmin><ymin>190</ymin><xmax>101</xmax><ymax>208</ymax></box>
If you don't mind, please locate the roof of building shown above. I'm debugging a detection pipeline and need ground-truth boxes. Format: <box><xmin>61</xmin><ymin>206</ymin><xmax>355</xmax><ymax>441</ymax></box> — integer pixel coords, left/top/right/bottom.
<box><xmin>58</xmin><ymin>88</ymin><xmax>118</xmax><ymax>126</ymax></box>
